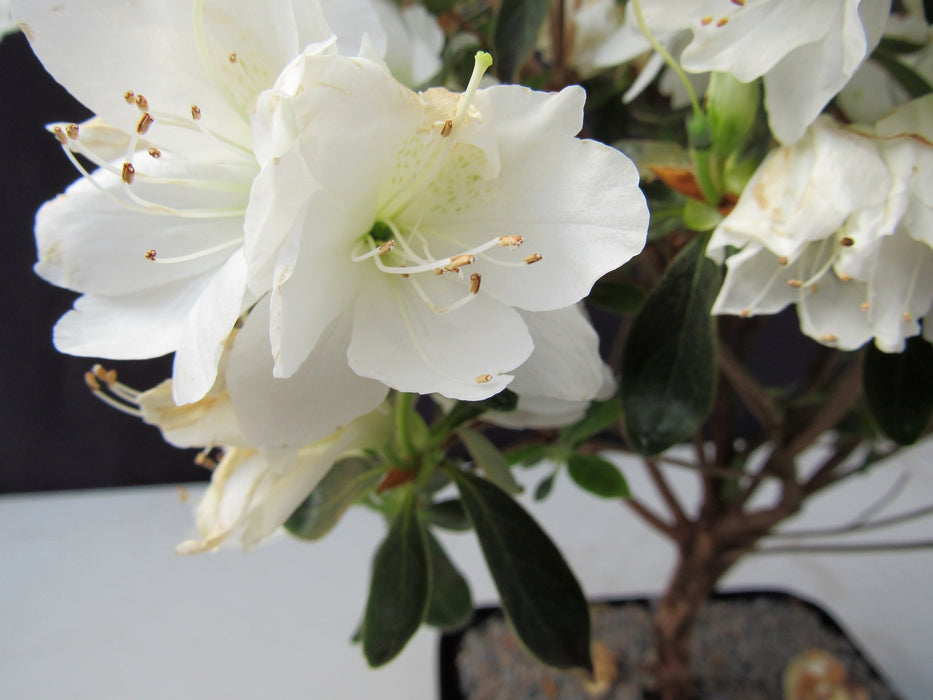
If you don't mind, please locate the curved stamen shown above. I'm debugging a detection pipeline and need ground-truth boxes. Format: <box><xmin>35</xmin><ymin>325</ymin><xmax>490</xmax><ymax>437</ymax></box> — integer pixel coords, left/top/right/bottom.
<box><xmin>147</xmin><ymin>237</ymin><xmax>243</xmax><ymax>264</ymax></box>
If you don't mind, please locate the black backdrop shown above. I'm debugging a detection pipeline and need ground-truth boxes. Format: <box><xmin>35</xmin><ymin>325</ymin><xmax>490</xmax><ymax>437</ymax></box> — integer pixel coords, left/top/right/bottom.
<box><xmin>0</xmin><ymin>32</ymin><xmax>206</xmax><ymax>492</ymax></box>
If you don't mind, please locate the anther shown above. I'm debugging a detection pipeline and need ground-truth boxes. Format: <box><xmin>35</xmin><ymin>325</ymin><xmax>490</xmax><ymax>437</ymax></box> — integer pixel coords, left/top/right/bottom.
<box><xmin>861</xmin><ymin>302</ymin><xmax>871</xmax><ymax>311</ymax></box>
<box><xmin>716</xmin><ymin>17</ymin><xmax>729</xmax><ymax>27</ymax></box>
<box><xmin>498</xmin><ymin>235</ymin><xmax>524</xmax><ymax>248</ymax></box>
<box><xmin>445</xmin><ymin>254</ymin><xmax>475</xmax><ymax>272</ymax></box>
<box><xmin>731</xmin><ymin>0</ymin><xmax>746</xmax><ymax>5</ymax></box>
<box><xmin>475</xmin><ymin>374</ymin><xmax>493</xmax><ymax>384</ymax></box>
<box><xmin>441</xmin><ymin>120</ymin><xmax>453</xmax><ymax>137</ymax></box>
<box><xmin>701</xmin><ymin>16</ymin><xmax>713</xmax><ymax>25</ymax></box>
<box><xmin>840</xmin><ymin>236</ymin><xmax>854</xmax><ymax>247</ymax></box>
<box><xmin>191</xmin><ymin>105</ymin><xmax>202</xmax><ymax>120</ymax></box>
<box><xmin>777</xmin><ymin>256</ymin><xmax>788</xmax><ymax>266</ymax></box>
<box><xmin>134</xmin><ymin>94</ymin><xmax>149</xmax><ymax>111</ymax></box>
<box><xmin>145</xmin><ymin>249</ymin><xmax>157</xmax><ymax>261</ymax></box>
<box><xmin>123</xmin><ymin>90</ymin><xmax>136</xmax><ymax>104</ymax></box>
<box><xmin>122</xmin><ymin>162</ymin><xmax>135</xmax><ymax>184</ymax></box>
<box><xmin>148</xmin><ymin>147</ymin><xmax>161</xmax><ymax>158</ymax></box>
<box><xmin>378</xmin><ymin>240</ymin><xmax>396</xmax><ymax>255</ymax></box>
<box><xmin>810</xmin><ymin>284</ymin><xmax>819</xmax><ymax>294</ymax></box>
<box><xmin>524</xmin><ymin>253</ymin><xmax>543</xmax><ymax>265</ymax></box>
<box><xmin>91</xmin><ymin>364</ymin><xmax>118</xmax><ymax>387</ymax></box>
<box><xmin>434</xmin><ymin>268</ymin><xmax>443</xmax><ymax>275</ymax></box>
<box><xmin>838</xmin><ymin>273</ymin><xmax>851</xmax><ymax>282</ymax></box>
<box><xmin>903</xmin><ymin>312</ymin><xmax>914</xmax><ymax>322</ymax></box>
<box><xmin>52</xmin><ymin>126</ymin><xmax>68</xmax><ymax>145</ymax></box>
<box><xmin>137</xmin><ymin>112</ymin><xmax>154</xmax><ymax>135</ymax></box>
<box><xmin>818</xmin><ymin>334</ymin><xmax>838</xmax><ymax>343</ymax></box>
<box><xmin>469</xmin><ymin>273</ymin><xmax>481</xmax><ymax>294</ymax></box>
<box><xmin>228</xmin><ymin>52</ymin><xmax>237</xmax><ymax>64</ymax></box>
<box><xmin>84</xmin><ymin>371</ymin><xmax>101</xmax><ymax>392</ymax></box>
<box><xmin>740</xmin><ymin>309</ymin><xmax>751</xmax><ymax>318</ymax></box>
<box><xmin>65</xmin><ymin>123</ymin><xmax>79</xmax><ymax>140</ymax></box>
<box><xmin>787</xmin><ymin>279</ymin><xmax>803</xmax><ymax>288</ymax></box>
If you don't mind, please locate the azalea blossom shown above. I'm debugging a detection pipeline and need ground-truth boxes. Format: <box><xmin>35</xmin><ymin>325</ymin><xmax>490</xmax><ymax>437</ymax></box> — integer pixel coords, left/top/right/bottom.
<box><xmin>709</xmin><ymin>98</ymin><xmax>933</xmax><ymax>352</ymax></box>
<box><xmin>18</xmin><ymin>0</ymin><xmax>439</xmax><ymax>406</ymax></box>
<box><xmin>245</xmin><ymin>46</ymin><xmax>647</xmax><ymax>419</ymax></box>
<box><xmin>591</xmin><ymin>0</ymin><xmax>890</xmax><ymax>143</ymax></box>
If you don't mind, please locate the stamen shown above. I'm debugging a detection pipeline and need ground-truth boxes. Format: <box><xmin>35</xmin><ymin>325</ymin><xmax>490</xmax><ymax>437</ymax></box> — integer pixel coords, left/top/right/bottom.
<box><xmin>148</xmin><ymin>147</ymin><xmax>161</xmax><ymax>158</ymax></box>
<box><xmin>84</xmin><ymin>365</ymin><xmax>142</xmax><ymax>417</ymax></box>
<box><xmin>124</xmin><ymin>90</ymin><xmax>136</xmax><ymax>104</ymax></box>
<box><xmin>228</xmin><ymin>52</ymin><xmax>238</xmax><ymax>64</ymax></box>
<box><xmin>716</xmin><ymin>17</ymin><xmax>729</xmax><ymax>27</ymax></box>
<box><xmin>840</xmin><ymin>236</ymin><xmax>855</xmax><ymax>247</ymax></box>
<box><xmin>407</xmin><ymin>276</ymin><xmax>479</xmax><ymax>314</ymax></box>
<box><xmin>440</xmin><ymin>120</ymin><xmax>453</xmax><ymax>137</ymax></box>
<box><xmin>861</xmin><ymin>302</ymin><xmax>871</xmax><ymax>311</ymax></box>
<box><xmin>740</xmin><ymin>309</ymin><xmax>751</xmax><ymax>318</ymax></box>
<box><xmin>818</xmin><ymin>334</ymin><xmax>838</xmax><ymax>344</ymax></box>
<box><xmin>52</xmin><ymin>126</ymin><xmax>68</xmax><ymax>145</ymax></box>
<box><xmin>145</xmin><ymin>249</ymin><xmax>157</xmax><ymax>260</ymax></box>
<box><xmin>787</xmin><ymin>279</ymin><xmax>803</xmax><ymax>288</ymax></box>
<box><xmin>122</xmin><ymin>162</ymin><xmax>135</xmax><ymax>184</ymax></box>
<box><xmin>146</xmin><ymin>237</ymin><xmax>243</xmax><ymax>264</ymax></box>
<box><xmin>469</xmin><ymin>273</ymin><xmax>481</xmax><ymax>294</ymax></box>
<box><xmin>444</xmin><ymin>254</ymin><xmax>475</xmax><ymax>273</ymax></box>
<box><xmin>524</xmin><ymin>253</ymin><xmax>543</xmax><ymax>265</ymax></box>
<box><xmin>191</xmin><ymin>105</ymin><xmax>202</xmax><ymax>121</ymax></box>
<box><xmin>475</xmin><ymin>374</ymin><xmax>493</xmax><ymax>384</ymax></box>
<box><xmin>452</xmin><ymin>52</ymin><xmax>493</xmax><ymax>133</ymax></box>
<box><xmin>378</xmin><ymin>240</ymin><xmax>396</xmax><ymax>255</ymax></box>
<box><xmin>701</xmin><ymin>16</ymin><xmax>713</xmax><ymax>25</ymax></box>
<box><xmin>838</xmin><ymin>272</ymin><xmax>851</xmax><ymax>282</ymax></box>
<box><xmin>731</xmin><ymin>0</ymin><xmax>746</xmax><ymax>4</ymax></box>
<box><xmin>498</xmin><ymin>235</ymin><xmax>524</xmax><ymax>248</ymax></box>
<box><xmin>65</xmin><ymin>123</ymin><xmax>79</xmax><ymax>140</ymax></box>
<box><xmin>777</xmin><ymin>256</ymin><xmax>789</xmax><ymax>266</ymax></box>
<box><xmin>903</xmin><ymin>312</ymin><xmax>914</xmax><ymax>323</ymax></box>
<box><xmin>135</xmin><ymin>94</ymin><xmax>149</xmax><ymax>111</ymax></box>
<box><xmin>137</xmin><ymin>112</ymin><xmax>154</xmax><ymax>135</ymax></box>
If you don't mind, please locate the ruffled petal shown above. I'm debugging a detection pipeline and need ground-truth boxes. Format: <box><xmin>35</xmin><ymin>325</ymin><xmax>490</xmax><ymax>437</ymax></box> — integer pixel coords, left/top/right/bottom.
<box><xmin>138</xmin><ymin>380</ymin><xmax>244</xmax><ymax>449</ymax></box>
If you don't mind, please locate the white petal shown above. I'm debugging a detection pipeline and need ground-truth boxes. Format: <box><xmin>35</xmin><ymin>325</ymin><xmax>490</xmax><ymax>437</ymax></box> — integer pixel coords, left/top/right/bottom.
<box><xmin>796</xmin><ymin>273</ymin><xmax>874</xmax><ymax>350</ymax></box>
<box><xmin>712</xmin><ymin>243</ymin><xmax>800</xmax><ymax>318</ymax></box>
<box><xmin>227</xmin><ymin>299</ymin><xmax>388</xmax><ymax>449</ymax></box>
<box><xmin>319</xmin><ymin>0</ymin><xmax>387</xmax><ymax>58</ymax></box>
<box><xmin>172</xmin><ymin>250</ymin><xmax>251</xmax><ymax>405</ymax></box>
<box><xmin>347</xmin><ymin>274</ymin><xmax>534</xmax><ymax>400</ymax></box>
<box><xmin>867</xmin><ymin>232</ymin><xmax>933</xmax><ymax>352</ymax></box>
<box><xmin>369</xmin><ymin>0</ymin><xmax>444</xmax><ymax>87</ymax></box>
<box><xmin>138</xmin><ymin>380</ymin><xmax>244</xmax><ymax>449</ymax></box>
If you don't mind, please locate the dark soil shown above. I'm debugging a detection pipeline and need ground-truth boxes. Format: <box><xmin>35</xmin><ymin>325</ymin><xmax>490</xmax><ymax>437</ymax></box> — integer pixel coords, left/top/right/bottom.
<box><xmin>441</xmin><ymin>592</ymin><xmax>897</xmax><ymax>699</ymax></box>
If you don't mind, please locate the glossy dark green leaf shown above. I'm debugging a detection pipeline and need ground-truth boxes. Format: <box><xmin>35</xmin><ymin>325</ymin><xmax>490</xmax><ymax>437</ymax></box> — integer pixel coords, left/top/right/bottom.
<box><xmin>458</xmin><ymin>426</ymin><xmax>523</xmax><ymax>494</ymax></box>
<box><xmin>494</xmin><ymin>0</ymin><xmax>551</xmax><ymax>82</ymax></box>
<box><xmin>560</xmin><ymin>397</ymin><xmax>623</xmax><ymax>447</ymax></box>
<box><xmin>863</xmin><ymin>337</ymin><xmax>933</xmax><ymax>444</ymax></box>
<box><xmin>421</xmin><ymin>498</ymin><xmax>472</xmax><ymax>532</ymax></box>
<box><xmin>622</xmin><ymin>235</ymin><xmax>720</xmax><ymax>455</ymax></box>
<box><xmin>449</xmin><ymin>468</ymin><xmax>593</xmax><ymax>672</ymax></box>
<box><xmin>587</xmin><ymin>278</ymin><xmax>646</xmax><ymax>315</ymax></box>
<box><xmin>285</xmin><ymin>457</ymin><xmax>382</xmax><ymax>541</ymax></box>
<box><xmin>363</xmin><ymin>491</ymin><xmax>429</xmax><ymax>667</ymax></box>
<box><xmin>877</xmin><ymin>36</ymin><xmax>927</xmax><ymax>55</ymax></box>
<box><xmin>534</xmin><ymin>471</ymin><xmax>557</xmax><ymax>501</ymax></box>
<box><xmin>567</xmin><ymin>454</ymin><xmax>630</xmax><ymax>499</ymax></box>
<box><xmin>506</xmin><ymin>444</ymin><xmax>552</xmax><ymax>468</ymax></box>
<box><xmin>872</xmin><ymin>53</ymin><xmax>933</xmax><ymax>99</ymax></box>
<box><xmin>424</xmin><ymin>532</ymin><xmax>474</xmax><ymax>631</ymax></box>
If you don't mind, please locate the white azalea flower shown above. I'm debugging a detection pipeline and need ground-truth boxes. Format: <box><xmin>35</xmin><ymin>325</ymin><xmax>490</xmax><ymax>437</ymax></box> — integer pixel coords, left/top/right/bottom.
<box><xmin>18</xmin><ymin>0</ymin><xmax>433</xmax><ymax>405</ymax></box>
<box><xmin>710</xmin><ymin>99</ymin><xmax>933</xmax><ymax>352</ymax></box>
<box><xmin>592</xmin><ymin>0</ymin><xmax>890</xmax><ymax>143</ymax></box>
<box><xmin>246</xmin><ymin>47</ymin><xmax>647</xmax><ymax>413</ymax></box>
<box><xmin>370</xmin><ymin>0</ymin><xmax>445</xmax><ymax>87</ymax></box>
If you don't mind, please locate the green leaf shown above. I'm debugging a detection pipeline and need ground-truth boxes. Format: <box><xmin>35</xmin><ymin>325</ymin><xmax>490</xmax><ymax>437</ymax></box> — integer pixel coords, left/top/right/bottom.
<box><xmin>622</xmin><ymin>235</ymin><xmax>721</xmax><ymax>455</ymax></box>
<box><xmin>423</xmin><ymin>0</ymin><xmax>458</xmax><ymax>14</ymax></box>
<box><xmin>567</xmin><ymin>454</ymin><xmax>630</xmax><ymax>499</ymax></box>
<box><xmin>424</xmin><ymin>531</ymin><xmax>474</xmax><ymax>631</ymax></box>
<box><xmin>432</xmin><ymin>390</ymin><xmax>518</xmax><ymax>441</ymax></box>
<box><xmin>458</xmin><ymin>426</ymin><xmax>523</xmax><ymax>495</ymax></box>
<box><xmin>877</xmin><ymin>36</ymin><xmax>928</xmax><ymax>56</ymax></box>
<box><xmin>285</xmin><ymin>457</ymin><xmax>383</xmax><ymax>541</ymax></box>
<box><xmin>493</xmin><ymin>0</ymin><xmax>551</xmax><ymax>82</ymax></box>
<box><xmin>505</xmin><ymin>444</ymin><xmax>552</xmax><ymax>468</ymax></box>
<box><xmin>863</xmin><ymin>337</ymin><xmax>933</xmax><ymax>445</ymax></box>
<box><xmin>872</xmin><ymin>53</ymin><xmax>933</xmax><ymax>99</ymax></box>
<box><xmin>560</xmin><ymin>397</ymin><xmax>623</xmax><ymax>448</ymax></box>
<box><xmin>421</xmin><ymin>498</ymin><xmax>472</xmax><ymax>532</ymax></box>
<box><xmin>449</xmin><ymin>468</ymin><xmax>593</xmax><ymax>672</ymax></box>
<box><xmin>534</xmin><ymin>471</ymin><xmax>557</xmax><ymax>501</ymax></box>
<box><xmin>362</xmin><ymin>491</ymin><xmax>429</xmax><ymax>667</ymax></box>
<box><xmin>587</xmin><ymin>278</ymin><xmax>646</xmax><ymax>315</ymax></box>
<box><xmin>683</xmin><ymin>198</ymin><xmax>724</xmax><ymax>232</ymax></box>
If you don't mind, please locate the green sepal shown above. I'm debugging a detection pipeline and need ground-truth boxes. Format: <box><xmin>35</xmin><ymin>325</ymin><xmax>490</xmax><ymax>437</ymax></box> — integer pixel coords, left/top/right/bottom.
<box><xmin>448</xmin><ymin>468</ymin><xmax>593</xmax><ymax>672</ymax></box>
<box><xmin>362</xmin><ymin>490</ymin><xmax>430</xmax><ymax>667</ymax></box>
<box><xmin>622</xmin><ymin>235</ymin><xmax>721</xmax><ymax>455</ymax></box>
<box><xmin>863</xmin><ymin>337</ymin><xmax>933</xmax><ymax>444</ymax></box>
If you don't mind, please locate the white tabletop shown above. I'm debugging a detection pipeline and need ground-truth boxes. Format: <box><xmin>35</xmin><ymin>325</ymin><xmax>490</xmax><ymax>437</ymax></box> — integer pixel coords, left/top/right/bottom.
<box><xmin>3</xmin><ymin>441</ymin><xmax>932</xmax><ymax>699</ymax></box>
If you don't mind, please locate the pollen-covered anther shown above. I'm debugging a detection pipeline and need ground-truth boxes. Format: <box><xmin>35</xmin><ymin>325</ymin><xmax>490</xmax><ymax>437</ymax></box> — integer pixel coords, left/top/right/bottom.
<box><xmin>228</xmin><ymin>52</ymin><xmax>238</xmax><ymax>64</ymax></box>
<box><xmin>903</xmin><ymin>312</ymin><xmax>914</xmax><ymax>322</ymax></box>
<box><xmin>122</xmin><ymin>162</ymin><xmax>136</xmax><ymax>184</ymax></box>
<box><xmin>145</xmin><ymin>249</ymin><xmax>157</xmax><ymax>261</ymax></box>
<box><xmin>777</xmin><ymin>256</ymin><xmax>789</xmax><ymax>267</ymax></box>
<box><xmin>469</xmin><ymin>273</ymin><xmax>481</xmax><ymax>294</ymax></box>
<box><xmin>498</xmin><ymin>235</ymin><xmax>524</xmax><ymax>248</ymax></box>
<box><xmin>137</xmin><ymin>112</ymin><xmax>154</xmax><ymax>135</ymax></box>
<box><xmin>701</xmin><ymin>15</ymin><xmax>713</xmax><ymax>25</ymax></box>
<box><xmin>818</xmin><ymin>334</ymin><xmax>838</xmax><ymax>343</ymax></box>
<box><xmin>84</xmin><ymin>371</ymin><xmax>101</xmax><ymax>392</ymax></box>
<box><xmin>740</xmin><ymin>309</ymin><xmax>751</xmax><ymax>318</ymax></box>
<box><xmin>838</xmin><ymin>272</ymin><xmax>851</xmax><ymax>282</ymax></box>
<box><xmin>194</xmin><ymin>448</ymin><xmax>218</xmax><ymax>470</ymax></box>
<box><xmin>134</xmin><ymin>94</ymin><xmax>149</xmax><ymax>111</ymax></box>
<box><xmin>716</xmin><ymin>17</ymin><xmax>729</xmax><ymax>27</ymax></box>
<box><xmin>191</xmin><ymin>105</ymin><xmax>202</xmax><ymax>120</ymax></box>
<box><xmin>148</xmin><ymin>147</ymin><xmax>161</xmax><ymax>159</ymax></box>
<box><xmin>378</xmin><ymin>240</ymin><xmax>396</xmax><ymax>255</ymax></box>
<box><xmin>91</xmin><ymin>364</ymin><xmax>118</xmax><ymax>387</ymax></box>
<box><xmin>123</xmin><ymin>90</ymin><xmax>135</xmax><ymax>104</ymax></box>
<box><xmin>523</xmin><ymin>253</ymin><xmax>543</xmax><ymax>265</ymax></box>
<box><xmin>787</xmin><ymin>279</ymin><xmax>803</xmax><ymax>288</ymax></box>
<box><xmin>861</xmin><ymin>302</ymin><xmax>871</xmax><ymax>311</ymax></box>
<box><xmin>731</xmin><ymin>0</ymin><xmax>746</xmax><ymax>5</ymax></box>
<box><xmin>52</xmin><ymin>126</ymin><xmax>68</xmax><ymax>145</ymax></box>
<box><xmin>475</xmin><ymin>374</ymin><xmax>493</xmax><ymax>384</ymax></box>
<box><xmin>434</xmin><ymin>268</ymin><xmax>443</xmax><ymax>275</ymax></box>
<box><xmin>440</xmin><ymin>119</ymin><xmax>453</xmax><ymax>137</ymax></box>
<box><xmin>444</xmin><ymin>254</ymin><xmax>475</xmax><ymax>272</ymax></box>
<box><xmin>840</xmin><ymin>236</ymin><xmax>855</xmax><ymax>247</ymax></box>
<box><xmin>65</xmin><ymin>123</ymin><xmax>79</xmax><ymax>140</ymax></box>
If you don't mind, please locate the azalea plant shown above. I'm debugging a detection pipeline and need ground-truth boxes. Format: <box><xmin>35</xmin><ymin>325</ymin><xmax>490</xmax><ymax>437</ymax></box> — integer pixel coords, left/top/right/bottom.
<box><xmin>14</xmin><ymin>0</ymin><xmax>933</xmax><ymax>698</ymax></box>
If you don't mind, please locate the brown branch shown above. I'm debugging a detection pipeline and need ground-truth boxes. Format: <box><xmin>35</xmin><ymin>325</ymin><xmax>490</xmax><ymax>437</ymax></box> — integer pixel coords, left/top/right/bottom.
<box><xmin>657</xmin><ymin>454</ymin><xmax>745</xmax><ymax>481</ymax></box>
<box><xmin>752</xmin><ymin>539</ymin><xmax>933</xmax><ymax>555</ymax></box>
<box><xmin>801</xmin><ymin>438</ymin><xmax>860</xmax><ymax>495</ymax></box>
<box><xmin>785</xmin><ymin>355</ymin><xmax>863</xmax><ymax>457</ymax></box>
<box><xmin>767</xmin><ymin>503</ymin><xmax>933</xmax><ymax>540</ymax></box>
<box><xmin>645</xmin><ymin>458</ymin><xmax>692</xmax><ymax>533</ymax></box>
<box><xmin>624</xmin><ymin>496</ymin><xmax>677</xmax><ymax>539</ymax></box>
<box><xmin>717</xmin><ymin>343</ymin><xmax>783</xmax><ymax>437</ymax></box>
